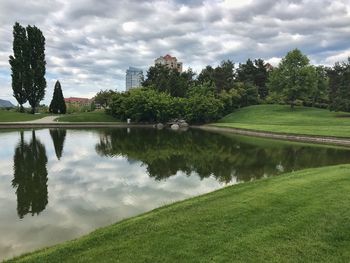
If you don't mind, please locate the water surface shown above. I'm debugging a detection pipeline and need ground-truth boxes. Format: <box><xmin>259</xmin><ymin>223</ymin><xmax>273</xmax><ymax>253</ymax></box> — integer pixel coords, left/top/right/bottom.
<box><xmin>1</xmin><ymin>128</ymin><xmax>350</xmax><ymax>260</ymax></box>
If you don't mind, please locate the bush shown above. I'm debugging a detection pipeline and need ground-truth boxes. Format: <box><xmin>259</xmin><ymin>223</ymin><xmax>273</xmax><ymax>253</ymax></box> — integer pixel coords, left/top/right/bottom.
<box><xmin>109</xmin><ymin>89</ymin><xmax>225</xmax><ymax>124</ymax></box>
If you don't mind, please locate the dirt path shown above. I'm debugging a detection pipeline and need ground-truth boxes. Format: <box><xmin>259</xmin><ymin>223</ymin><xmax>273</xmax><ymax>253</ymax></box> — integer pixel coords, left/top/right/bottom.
<box><xmin>8</xmin><ymin>116</ymin><xmax>59</xmax><ymax>124</ymax></box>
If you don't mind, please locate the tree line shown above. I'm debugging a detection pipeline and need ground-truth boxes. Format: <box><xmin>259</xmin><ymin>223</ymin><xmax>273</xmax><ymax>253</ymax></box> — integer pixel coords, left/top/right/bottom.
<box><xmin>107</xmin><ymin>48</ymin><xmax>350</xmax><ymax>123</ymax></box>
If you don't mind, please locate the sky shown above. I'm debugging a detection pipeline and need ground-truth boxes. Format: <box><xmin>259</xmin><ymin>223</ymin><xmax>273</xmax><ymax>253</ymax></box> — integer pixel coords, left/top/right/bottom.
<box><xmin>0</xmin><ymin>0</ymin><xmax>350</xmax><ymax>105</ymax></box>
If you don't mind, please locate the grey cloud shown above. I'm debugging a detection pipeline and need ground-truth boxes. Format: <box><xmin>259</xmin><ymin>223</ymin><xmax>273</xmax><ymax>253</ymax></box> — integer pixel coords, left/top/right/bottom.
<box><xmin>0</xmin><ymin>0</ymin><xmax>350</xmax><ymax>104</ymax></box>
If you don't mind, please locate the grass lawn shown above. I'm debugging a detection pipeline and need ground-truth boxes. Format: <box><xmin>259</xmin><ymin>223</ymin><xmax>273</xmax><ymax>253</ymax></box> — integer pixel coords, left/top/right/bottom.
<box><xmin>57</xmin><ymin>111</ymin><xmax>119</xmax><ymax>122</ymax></box>
<box><xmin>214</xmin><ymin>104</ymin><xmax>350</xmax><ymax>138</ymax></box>
<box><xmin>0</xmin><ymin>110</ymin><xmax>49</xmax><ymax>122</ymax></box>
<box><xmin>8</xmin><ymin>164</ymin><xmax>350</xmax><ymax>262</ymax></box>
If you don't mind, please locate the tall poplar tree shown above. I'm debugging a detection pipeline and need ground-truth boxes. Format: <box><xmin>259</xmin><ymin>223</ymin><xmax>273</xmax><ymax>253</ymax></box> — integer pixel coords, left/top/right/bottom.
<box><xmin>26</xmin><ymin>25</ymin><xmax>46</xmax><ymax>113</ymax></box>
<box><xmin>9</xmin><ymin>22</ymin><xmax>30</xmax><ymax>112</ymax></box>
<box><xmin>49</xmin><ymin>80</ymin><xmax>66</xmax><ymax>114</ymax></box>
<box><xmin>9</xmin><ymin>23</ymin><xmax>46</xmax><ymax>113</ymax></box>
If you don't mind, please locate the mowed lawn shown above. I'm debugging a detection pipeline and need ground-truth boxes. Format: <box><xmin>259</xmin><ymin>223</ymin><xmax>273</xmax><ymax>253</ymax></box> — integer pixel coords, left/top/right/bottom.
<box><xmin>57</xmin><ymin>111</ymin><xmax>119</xmax><ymax>122</ymax></box>
<box><xmin>8</xmin><ymin>164</ymin><xmax>350</xmax><ymax>263</ymax></box>
<box><xmin>0</xmin><ymin>110</ymin><xmax>49</xmax><ymax>122</ymax></box>
<box><xmin>214</xmin><ymin>104</ymin><xmax>350</xmax><ymax>138</ymax></box>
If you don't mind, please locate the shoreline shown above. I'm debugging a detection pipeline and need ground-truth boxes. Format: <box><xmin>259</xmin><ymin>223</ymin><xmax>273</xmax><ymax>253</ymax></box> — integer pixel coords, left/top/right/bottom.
<box><xmin>1</xmin><ymin>122</ymin><xmax>350</xmax><ymax>147</ymax></box>
<box><xmin>0</xmin><ymin>122</ymin><xmax>154</xmax><ymax>129</ymax></box>
<box><xmin>195</xmin><ymin>125</ymin><xmax>350</xmax><ymax>147</ymax></box>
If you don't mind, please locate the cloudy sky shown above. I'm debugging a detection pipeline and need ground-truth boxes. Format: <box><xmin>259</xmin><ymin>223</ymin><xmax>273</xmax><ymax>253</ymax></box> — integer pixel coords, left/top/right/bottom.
<box><xmin>0</xmin><ymin>0</ymin><xmax>350</xmax><ymax>105</ymax></box>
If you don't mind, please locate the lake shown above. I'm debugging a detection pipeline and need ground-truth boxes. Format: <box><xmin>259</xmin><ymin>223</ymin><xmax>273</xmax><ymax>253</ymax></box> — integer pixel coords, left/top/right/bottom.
<box><xmin>1</xmin><ymin>128</ymin><xmax>350</xmax><ymax>260</ymax></box>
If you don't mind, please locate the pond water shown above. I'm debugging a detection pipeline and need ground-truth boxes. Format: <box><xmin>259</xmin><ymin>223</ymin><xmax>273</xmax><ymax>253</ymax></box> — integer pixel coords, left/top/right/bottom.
<box><xmin>1</xmin><ymin>128</ymin><xmax>350</xmax><ymax>260</ymax></box>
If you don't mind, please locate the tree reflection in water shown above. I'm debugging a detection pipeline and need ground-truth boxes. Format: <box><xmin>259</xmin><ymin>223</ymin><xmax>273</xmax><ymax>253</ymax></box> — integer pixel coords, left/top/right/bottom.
<box><xmin>12</xmin><ymin>130</ymin><xmax>48</xmax><ymax>219</ymax></box>
<box><xmin>49</xmin><ymin>129</ymin><xmax>67</xmax><ymax>160</ymax></box>
<box><xmin>95</xmin><ymin>128</ymin><xmax>350</xmax><ymax>183</ymax></box>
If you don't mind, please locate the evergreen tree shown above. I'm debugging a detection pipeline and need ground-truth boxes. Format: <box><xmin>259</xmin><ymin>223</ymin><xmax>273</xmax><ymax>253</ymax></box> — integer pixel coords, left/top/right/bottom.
<box><xmin>49</xmin><ymin>80</ymin><xmax>66</xmax><ymax>114</ymax></box>
<box><xmin>236</xmin><ymin>59</ymin><xmax>269</xmax><ymax>100</ymax></box>
<box><xmin>328</xmin><ymin>59</ymin><xmax>350</xmax><ymax>112</ymax></box>
<box><xmin>26</xmin><ymin>25</ymin><xmax>46</xmax><ymax>113</ymax></box>
<box><xmin>9</xmin><ymin>22</ymin><xmax>30</xmax><ymax>112</ymax></box>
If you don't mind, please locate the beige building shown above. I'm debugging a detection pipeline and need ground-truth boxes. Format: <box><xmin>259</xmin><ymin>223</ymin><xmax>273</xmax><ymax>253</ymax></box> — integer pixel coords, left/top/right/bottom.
<box><xmin>155</xmin><ymin>54</ymin><xmax>183</xmax><ymax>72</ymax></box>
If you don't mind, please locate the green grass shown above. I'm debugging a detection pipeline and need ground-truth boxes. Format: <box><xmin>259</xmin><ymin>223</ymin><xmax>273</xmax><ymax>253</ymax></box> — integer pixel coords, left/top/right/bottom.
<box><xmin>57</xmin><ymin>111</ymin><xmax>119</xmax><ymax>122</ymax></box>
<box><xmin>214</xmin><ymin>104</ymin><xmax>350</xmax><ymax>138</ymax></box>
<box><xmin>0</xmin><ymin>110</ymin><xmax>49</xmax><ymax>122</ymax></box>
<box><xmin>8</xmin><ymin>164</ymin><xmax>350</xmax><ymax>262</ymax></box>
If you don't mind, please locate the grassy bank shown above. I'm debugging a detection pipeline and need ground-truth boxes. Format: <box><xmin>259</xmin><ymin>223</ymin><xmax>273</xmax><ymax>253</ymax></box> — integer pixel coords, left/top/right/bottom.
<box><xmin>8</xmin><ymin>164</ymin><xmax>350</xmax><ymax>262</ymax></box>
<box><xmin>57</xmin><ymin>111</ymin><xmax>119</xmax><ymax>122</ymax></box>
<box><xmin>214</xmin><ymin>104</ymin><xmax>350</xmax><ymax>138</ymax></box>
<box><xmin>0</xmin><ymin>110</ymin><xmax>49</xmax><ymax>122</ymax></box>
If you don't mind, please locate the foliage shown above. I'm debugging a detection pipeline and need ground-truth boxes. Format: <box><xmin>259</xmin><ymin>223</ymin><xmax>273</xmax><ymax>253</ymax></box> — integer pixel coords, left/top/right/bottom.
<box><xmin>327</xmin><ymin>59</ymin><xmax>350</xmax><ymax>112</ymax></box>
<box><xmin>197</xmin><ymin>60</ymin><xmax>235</xmax><ymax>93</ymax></box>
<box><xmin>142</xmin><ymin>64</ymin><xmax>195</xmax><ymax>97</ymax></box>
<box><xmin>9</xmin><ymin>22</ymin><xmax>29</xmax><ymax>112</ymax></box>
<box><xmin>9</xmin><ymin>22</ymin><xmax>46</xmax><ymax>114</ymax></box>
<box><xmin>268</xmin><ymin>49</ymin><xmax>317</xmax><ymax>108</ymax></box>
<box><xmin>94</xmin><ymin>89</ymin><xmax>116</xmax><ymax>108</ymax></box>
<box><xmin>26</xmin><ymin>25</ymin><xmax>46</xmax><ymax>113</ymax></box>
<box><xmin>49</xmin><ymin>80</ymin><xmax>66</xmax><ymax>114</ymax></box>
<box><xmin>110</xmin><ymin>88</ymin><xmax>226</xmax><ymax>123</ymax></box>
<box><xmin>236</xmin><ymin>58</ymin><xmax>270</xmax><ymax>100</ymax></box>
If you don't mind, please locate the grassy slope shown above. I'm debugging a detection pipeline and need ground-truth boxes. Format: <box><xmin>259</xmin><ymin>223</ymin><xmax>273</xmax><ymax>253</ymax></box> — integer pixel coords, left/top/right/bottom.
<box><xmin>214</xmin><ymin>104</ymin><xmax>350</xmax><ymax>138</ymax></box>
<box><xmin>8</xmin><ymin>164</ymin><xmax>350</xmax><ymax>263</ymax></box>
<box><xmin>57</xmin><ymin>111</ymin><xmax>119</xmax><ymax>122</ymax></box>
<box><xmin>0</xmin><ymin>110</ymin><xmax>49</xmax><ymax>122</ymax></box>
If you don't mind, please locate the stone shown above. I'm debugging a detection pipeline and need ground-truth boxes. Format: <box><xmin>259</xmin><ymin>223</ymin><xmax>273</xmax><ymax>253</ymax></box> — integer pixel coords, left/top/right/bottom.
<box><xmin>171</xmin><ymin>124</ymin><xmax>179</xmax><ymax>130</ymax></box>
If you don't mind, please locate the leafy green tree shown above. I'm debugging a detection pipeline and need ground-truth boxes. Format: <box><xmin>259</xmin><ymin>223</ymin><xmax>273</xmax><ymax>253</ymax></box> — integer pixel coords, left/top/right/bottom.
<box><xmin>267</xmin><ymin>49</ymin><xmax>317</xmax><ymax>109</ymax></box>
<box><xmin>185</xmin><ymin>94</ymin><xmax>223</xmax><ymax>123</ymax></box>
<box><xmin>9</xmin><ymin>22</ymin><xmax>30</xmax><ymax>112</ymax></box>
<box><xmin>143</xmin><ymin>64</ymin><xmax>194</xmax><ymax>97</ymax></box>
<box><xmin>94</xmin><ymin>89</ymin><xmax>116</xmax><ymax>108</ymax></box>
<box><xmin>306</xmin><ymin>66</ymin><xmax>329</xmax><ymax>108</ymax></box>
<box><xmin>327</xmin><ymin>59</ymin><xmax>350</xmax><ymax>112</ymax></box>
<box><xmin>49</xmin><ymin>80</ymin><xmax>66</xmax><ymax>114</ymax></box>
<box><xmin>26</xmin><ymin>25</ymin><xmax>46</xmax><ymax>113</ymax></box>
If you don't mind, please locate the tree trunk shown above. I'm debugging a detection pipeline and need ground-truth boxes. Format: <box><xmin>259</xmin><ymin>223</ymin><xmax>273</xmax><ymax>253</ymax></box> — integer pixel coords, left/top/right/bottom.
<box><xmin>31</xmin><ymin>106</ymin><xmax>35</xmax><ymax>114</ymax></box>
<box><xmin>290</xmin><ymin>101</ymin><xmax>295</xmax><ymax>109</ymax></box>
<box><xmin>19</xmin><ymin>105</ymin><xmax>24</xmax><ymax>113</ymax></box>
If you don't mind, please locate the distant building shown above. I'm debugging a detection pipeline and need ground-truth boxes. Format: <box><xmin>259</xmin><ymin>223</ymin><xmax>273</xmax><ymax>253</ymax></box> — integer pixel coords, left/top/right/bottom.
<box><xmin>64</xmin><ymin>97</ymin><xmax>91</xmax><ymax>107</ymax></box>
<box><xmin>155</xmin><ymin>54</ymin><xmax>183</xmax><ymax>72</ymax></box>
<box><xmin>126</xmin><ymin>67</ymin><xmax>143</xmax><ymax>91</ymax></box>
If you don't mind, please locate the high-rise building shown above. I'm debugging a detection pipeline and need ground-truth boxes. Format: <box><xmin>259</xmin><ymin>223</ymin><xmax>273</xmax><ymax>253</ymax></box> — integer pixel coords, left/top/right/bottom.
<box><xmin>155</xmin><ymin>54</ymin><xmax>183</xmax><ymax>72</ymax></box>
<box><xmin>126</xmin><ymin>67</ymin><xmax>143</xmax><ymax>91</ymax></box>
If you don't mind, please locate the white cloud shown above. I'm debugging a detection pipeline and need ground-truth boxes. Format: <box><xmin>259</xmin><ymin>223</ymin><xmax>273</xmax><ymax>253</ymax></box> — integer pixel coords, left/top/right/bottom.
<box><xmin>1</xmin><ymin>0</ymin><xmax>350</xmax><ymax>105</ymax></box>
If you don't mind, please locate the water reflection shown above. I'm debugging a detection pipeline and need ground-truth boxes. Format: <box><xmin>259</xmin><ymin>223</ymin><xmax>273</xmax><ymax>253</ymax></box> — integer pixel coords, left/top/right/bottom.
<box><xmin>96</xmin><ymin>128</ymin><xmax>350</xmax><ymax>182</ymax></box>
<box><xmin>49</xmin><ymin>129</ymin><xmax>66</xmax><ymax>160</ymax></box>
<box><xmin>1</xmin><ymin>128</ymin><xmax>350</xmax><ymax>260</ymax></box>
<box><xmin>12</xmin><ymin>131</ymin><xmax>48</xmax><ymax>219</ymax></box>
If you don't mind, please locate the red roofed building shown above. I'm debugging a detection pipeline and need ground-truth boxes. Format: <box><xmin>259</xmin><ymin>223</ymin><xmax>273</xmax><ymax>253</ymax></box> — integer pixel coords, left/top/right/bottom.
<box><xmin>155</xmin><ymin>54</ymin><xmax>183</xmax><ymax>72</ymax></box>
<box><xmin>64</xmin><ymin>97</ymin><xmax>91</xmax><ymax>107</ymax></box>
